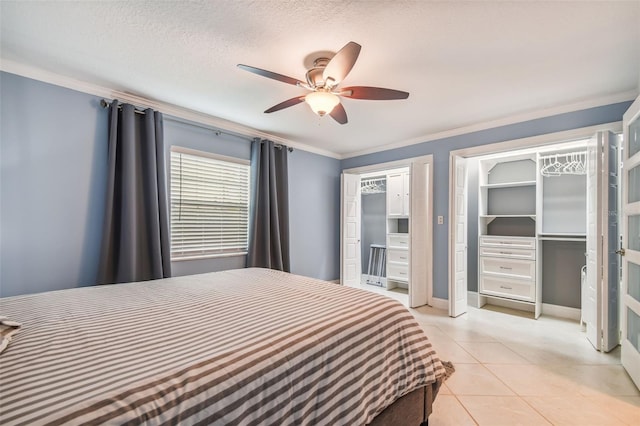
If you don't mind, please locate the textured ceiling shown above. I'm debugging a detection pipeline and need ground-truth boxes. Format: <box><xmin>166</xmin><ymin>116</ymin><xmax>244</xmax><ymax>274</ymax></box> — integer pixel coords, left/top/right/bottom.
<box><xmin>1</xmin><ymin>1</ymin><xmax>639</xmax><ymax>157</ymax></box>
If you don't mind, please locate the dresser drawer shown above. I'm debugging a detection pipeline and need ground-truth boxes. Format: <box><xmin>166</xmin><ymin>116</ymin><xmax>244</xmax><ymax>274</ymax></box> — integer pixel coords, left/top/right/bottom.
<box><xmin>480</xmin><ymin>257</ymin><xmax>535</xmax><ymax>280</ymax></box>
<box><xmin>388</xmin><ymin>234</ymin><xmax>409</xmax><ymax>249</ymax></box>
<box><xmin>387</xmin><ymin>263</ymin><xmax>409</xmax><ymax>282</ymax></box>
<box><xmin>480</xmin><ymin>275</ymin><xmax>535</xmax><ymax>302</ymax></box>
<box><xmin>479</xmin><ymin>236</ymin><xmax>535</xmax><ymax>250</ymax></box>
<box><xmin>387</xmin><ymin>248</ymin><xmax>409</xmax><ymax>264</ymax></box>
<box><xmin>479</xmin><ymin>246</ymin><xmax>535</xmax><ymax>260</ymax></box>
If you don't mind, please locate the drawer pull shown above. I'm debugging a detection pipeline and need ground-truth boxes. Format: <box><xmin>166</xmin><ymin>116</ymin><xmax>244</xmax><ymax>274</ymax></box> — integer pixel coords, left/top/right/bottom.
<box><xmin>399</xmin><ymin>256</ymin><xmax>407</xmax><ymax>260</ymax></box>
<box><xmin>399</xmin><ymin>272</ymin><xmax>406</xmax><ymax>275</ymax></box>
<box><xmin>499</xmin><ymin>285</ymin><xmax>513</xmax><ymax>290</ymax></box>
<box><xmin>499</xmin><ymin>266</ymin><xmax>513</xmax><ymax>270</ymax></box>
<box><xmin>499</xmin><ymin>252</ymin><xmax>512</xmax><ymax>255</ymax></box>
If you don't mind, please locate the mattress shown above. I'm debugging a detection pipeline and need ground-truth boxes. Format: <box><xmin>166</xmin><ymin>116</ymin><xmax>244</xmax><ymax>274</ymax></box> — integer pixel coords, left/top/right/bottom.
<box><xmin>0</xmin><ymin>268</ymin><xmax>445</xmax><ymax>425</ymax></box>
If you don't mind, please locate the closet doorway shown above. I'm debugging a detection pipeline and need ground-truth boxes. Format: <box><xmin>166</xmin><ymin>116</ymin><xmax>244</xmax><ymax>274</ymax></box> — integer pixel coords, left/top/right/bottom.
<box><xmin>448</xmin><ymin>125</ymin><xmax>622</xmax><ymax>353</ymax></box>
<box><xmin>340</xmin><ymin>155</ymin><xmax>433</xmax><ymax>308</ymax></box>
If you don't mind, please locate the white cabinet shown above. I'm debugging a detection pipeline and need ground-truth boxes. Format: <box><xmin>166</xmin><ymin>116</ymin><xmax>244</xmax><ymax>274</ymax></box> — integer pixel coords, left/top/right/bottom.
<box><xmin>479</xmin><ymin>236</ymin><xmax>537</xmax><ymax>303</ymax></box>
<box><xmin>387</xmin><ymin>172</ymin><xmax>410</xmax><ymax>217</ymax></box>
<box><xmin>387</xmin><ymin>233</ymin><xmax>409</xmax><ymax>286</ymax></box>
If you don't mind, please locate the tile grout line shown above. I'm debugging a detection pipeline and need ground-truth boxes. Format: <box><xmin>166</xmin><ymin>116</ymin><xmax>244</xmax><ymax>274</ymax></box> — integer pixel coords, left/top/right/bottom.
<box><xmin>518</xmin><ymin>395</ymin><xmax>556</xmax><ymax>425</ymax></box>
<box><xmin>451</xmin><ymin>394</ymin><xmax>480</xmax><ymax>426</ymax></box>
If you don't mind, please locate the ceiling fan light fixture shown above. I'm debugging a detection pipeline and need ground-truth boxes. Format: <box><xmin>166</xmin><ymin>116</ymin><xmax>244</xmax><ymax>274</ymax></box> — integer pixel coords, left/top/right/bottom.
<box><xmin>305</xmin><ymin>91</ymin><xmax>340</xmax><ymax>116</ymax></box>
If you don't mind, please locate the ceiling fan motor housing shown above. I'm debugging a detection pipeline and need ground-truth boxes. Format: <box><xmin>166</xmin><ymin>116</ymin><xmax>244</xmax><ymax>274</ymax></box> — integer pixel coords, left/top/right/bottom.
<box><xmin>305</xmin><ymin>58</ymin><xmax>330</xmax><ymax>88</ymax></box>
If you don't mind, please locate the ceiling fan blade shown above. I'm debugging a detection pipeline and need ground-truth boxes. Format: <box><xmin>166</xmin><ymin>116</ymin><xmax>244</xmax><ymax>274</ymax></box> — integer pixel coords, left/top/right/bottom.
<box><xmin>341</xmin><ymin>86</ymin><xmax>409</xmax><ymax>100</ymax></box>
<box><xmin>264</xmin><ymin>97</ymin><xmax>305</xmax><ymax>113</ymax></box>
<box><xmin>323</xmin><ymin>42</ymin><xmax>361</xmax><ymax>86</ymax></box>
<box><xmin>237</xmin><ymin>64</ymin><xmax>304</xmax><ymax>87</ymax></box>
<box><xmin>329</xmin><ymin>102</ymin><xmax>348</xmax><ymax>124</ymax></box>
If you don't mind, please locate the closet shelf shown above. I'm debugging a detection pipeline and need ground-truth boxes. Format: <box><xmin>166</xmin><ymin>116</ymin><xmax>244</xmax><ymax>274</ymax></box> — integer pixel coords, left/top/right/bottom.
<box><xmin>481</xmin><ymin>180</ymin><xmax>537</xmax><ymax>189</ymax></box>
<box><xmin>480</xmin><ymin>214</ymin><xmax>536</xmax><ymax>219</ymax></box>
<box><xmin>538</xmin><ymin>233</ymin><xmax>586</xmax><ymax>242</ymax></box>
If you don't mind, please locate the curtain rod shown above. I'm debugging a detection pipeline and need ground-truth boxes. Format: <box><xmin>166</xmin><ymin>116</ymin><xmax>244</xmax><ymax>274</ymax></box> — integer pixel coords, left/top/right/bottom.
<box><xmin>100</xmin><ymin>98</ymin><xmax>148</xmax><ymax>115</ymax></box>
<box><xmin>254</xmin><ymin>138</ymin><xmax>293</xmax><ymax>152</ymax></box>
<box><xmin>276</xmin><ymin>144</ymin><xmax>294</xmax><ymax>153</ymax></box>
<box><xmin>100</xmin><ymin>99</ymin><xmax>287</xmax><ymax>149</ymax></box>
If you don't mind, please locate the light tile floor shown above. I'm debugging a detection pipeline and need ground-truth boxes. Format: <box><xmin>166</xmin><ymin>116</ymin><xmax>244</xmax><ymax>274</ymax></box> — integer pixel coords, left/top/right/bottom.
<box><xmin>352</xmin><ymin>282</ymin><xmax>640</xmax><ymax>425</ymax></box>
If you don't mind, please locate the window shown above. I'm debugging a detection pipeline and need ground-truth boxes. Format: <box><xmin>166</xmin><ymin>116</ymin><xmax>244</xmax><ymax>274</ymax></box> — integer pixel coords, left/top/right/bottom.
<box><xmin>170</xmin><ymin>147</ymin><xmax>250</xmax><ymax>260</ymax></box>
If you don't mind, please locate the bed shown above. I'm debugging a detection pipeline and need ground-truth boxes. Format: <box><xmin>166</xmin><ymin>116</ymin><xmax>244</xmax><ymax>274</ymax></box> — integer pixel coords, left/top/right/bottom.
<box><xmin>0</xmin><ymin>268</ymin><xmax>448</xmax><ymax>425</ymax></box>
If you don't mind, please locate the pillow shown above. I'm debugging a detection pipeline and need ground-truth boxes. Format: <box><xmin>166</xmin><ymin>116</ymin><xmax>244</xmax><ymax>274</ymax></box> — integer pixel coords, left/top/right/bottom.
<box><xmin>0</xmin><ymin>315</ymin><xmax>21</xmax><ymax>354</ymax></box>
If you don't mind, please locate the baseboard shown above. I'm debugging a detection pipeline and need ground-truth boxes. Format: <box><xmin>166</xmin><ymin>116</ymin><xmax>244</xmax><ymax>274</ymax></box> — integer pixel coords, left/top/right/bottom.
<box><xmin>542</xmin><ymin>303</ymin><xmax>581</xmax><ymax>321</ymax></box>
<box><xmin>430</xmin><ymin>297</ymin><xmax>448</xmax><ymax>310</ymax></box>
<box><xmin>484</xmin><ymin>297</ymin><xmax>535</xmax><ymax>313</ymax></box>
<box><xmin>477</xmin><ymin>295</ymin><xmax>580</xmax><ymax>321</ymax></box>
<box><xmin>467</xmin><ymin>291</ymin><xmax>478</xmax><ymax>307</ymax></box>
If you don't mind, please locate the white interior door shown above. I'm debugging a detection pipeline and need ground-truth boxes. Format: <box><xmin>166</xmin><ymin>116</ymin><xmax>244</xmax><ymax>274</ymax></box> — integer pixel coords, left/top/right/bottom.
<box><xmin>341</xmin><ymin>173</ymin><xmax>361</xmax><ymax>286</ymax></box>
<box><xmin>603</xmin><ymin>131</ymin><xmax>620</xmax><ymax>352</ymax></box>
<box><xmin>585</xmin><ymin>133</ymin><xmax>603</xmax><ymax>350</ymax></box>
<box><xmin>409</xmin><ymin>157</ymin><xmax>433</xmax><ymax>308</ymax></box>
<box><xmin>449</xmin><ymin>155</ymin><xmax>468</xmax><ymax>317</ymax></box>
<box><xmin>621</xmin><ymin>96</ymin><xmax>640</xmax><ymax>389</ymax></box>
<box><xmin>585</xmin><ymin>131</ymin><xmax>619</xmax><ymax>352</ymax></box>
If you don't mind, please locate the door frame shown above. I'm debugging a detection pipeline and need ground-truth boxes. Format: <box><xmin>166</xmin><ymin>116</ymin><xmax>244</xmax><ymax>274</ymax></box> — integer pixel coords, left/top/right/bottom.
<box><xmin>342</xmin><ymin>154</ymin><xmax>434</xmax><ymax>307</ymax></box>
<box><xmin>448</xmin><ymin>122</ymin><xmax>622</xmax><ymax>318</ymax></box>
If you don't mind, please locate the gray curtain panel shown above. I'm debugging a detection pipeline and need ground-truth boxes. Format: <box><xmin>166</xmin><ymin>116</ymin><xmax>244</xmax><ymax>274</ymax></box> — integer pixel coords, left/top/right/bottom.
<box><xmin>97</xmin><ymin>101</ymin><xmax>171</xmax><ymax>284</ymax></box>
<box><xmin>247</xmin><ymin>139</ymin><xmax>291</xmax><ymax>271</ymax></box>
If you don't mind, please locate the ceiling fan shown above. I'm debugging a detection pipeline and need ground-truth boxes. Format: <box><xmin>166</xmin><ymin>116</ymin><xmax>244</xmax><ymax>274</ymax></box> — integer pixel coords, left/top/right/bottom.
<box><xmin>237</xmin><ymin>41</ymin><xmax>409</xmax><ymax>125</ymax></box>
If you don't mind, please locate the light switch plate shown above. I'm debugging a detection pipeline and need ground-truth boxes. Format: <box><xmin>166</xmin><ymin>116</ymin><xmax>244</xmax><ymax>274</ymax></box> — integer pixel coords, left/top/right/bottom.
<box><xmin>437</xmin><ymin>215</ymin><xmax>444</xmax><ymax>224</ymax></box>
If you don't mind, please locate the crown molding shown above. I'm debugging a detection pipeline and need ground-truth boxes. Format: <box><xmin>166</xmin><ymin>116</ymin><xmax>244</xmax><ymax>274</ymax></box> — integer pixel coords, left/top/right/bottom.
<box><xmin>0</xmin><ymin>59</ymin><xmax>342</xmax><ymax>160</ymax></box>
<box><xmin>341</xmin><ymin>90</ymin><xmax>638</xmax><ymax>159</ymax></box>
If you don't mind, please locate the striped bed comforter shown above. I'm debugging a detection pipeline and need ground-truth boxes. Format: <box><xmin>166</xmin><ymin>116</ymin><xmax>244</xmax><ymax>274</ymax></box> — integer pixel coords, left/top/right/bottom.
<box><xmin>0</xmin><ymin>268</ymin><xmax>446</xmax><ymax>425</ymax></box>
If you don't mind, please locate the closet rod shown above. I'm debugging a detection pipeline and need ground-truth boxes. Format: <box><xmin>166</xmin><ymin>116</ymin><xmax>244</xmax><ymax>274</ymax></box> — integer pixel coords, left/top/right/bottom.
<box><xmin>539</xmin><ymin>150</ymin><xmax>587</xmax><ymax>177</ymax></box>
<box><xmin>538</xmin><ymin>150</ymin><xmax>587</xmax><ymax>161</ymax></box>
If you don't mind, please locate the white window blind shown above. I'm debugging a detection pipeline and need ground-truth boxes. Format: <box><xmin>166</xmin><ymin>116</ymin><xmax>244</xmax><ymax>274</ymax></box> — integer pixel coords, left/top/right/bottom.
<box><xmin>170</xmin><ymin>149</ymin><xmax>250</xmax><ymax>260</ymax></box>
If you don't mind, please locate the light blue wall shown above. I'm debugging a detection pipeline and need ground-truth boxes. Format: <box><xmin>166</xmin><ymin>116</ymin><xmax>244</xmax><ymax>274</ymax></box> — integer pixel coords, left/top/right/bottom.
<box><xmin>1</xmin><ymin>72</ymin><xmax>108</xmax><ymax>296</ymax></box>
<box><xmin>0</xmin><ymin>72</ymin><xmax>341</xmax><ymax>296</ymax></box>
<box><xmin>288</xmin><ymin>149</ymin><xmax>341</xmax><ymax>280</ymax></box>
<box><xmin>341</xmin><ymin>101</ymin><xmax>633</xmax><ymax>299</ymax></box>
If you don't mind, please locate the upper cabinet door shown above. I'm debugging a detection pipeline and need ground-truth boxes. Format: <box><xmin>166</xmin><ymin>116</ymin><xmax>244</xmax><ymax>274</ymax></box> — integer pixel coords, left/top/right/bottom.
<box><xmin>403</xmin><ymin>171</ymin><xmax>410</xmax><ymax>216</ymax></box>
<box><xmin>387</xmin><ymin>172</ymin><xmax>406</xmax><ymax>217</ymax></box>
<box><xmin>621</xmin><ymin>95</ymin><xmax>640</xmax><ymax>390</ymax></box>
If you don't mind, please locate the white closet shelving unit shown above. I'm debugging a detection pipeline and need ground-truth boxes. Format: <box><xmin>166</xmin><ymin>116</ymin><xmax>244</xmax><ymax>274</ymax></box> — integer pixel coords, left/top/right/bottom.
<box><xmin>386</xmin><ymin>168</ymin><xmax>410</xmax><ymax>290</ymax></box>
<box><xmin>477</xmin><ymin>143</ymin><xmax>592</xmax><ymax>320</ymax></box>
<box><xmin>478</xmin><ymin>156</ymin><xmax>540</xmax><ymax>317</ymax></box>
